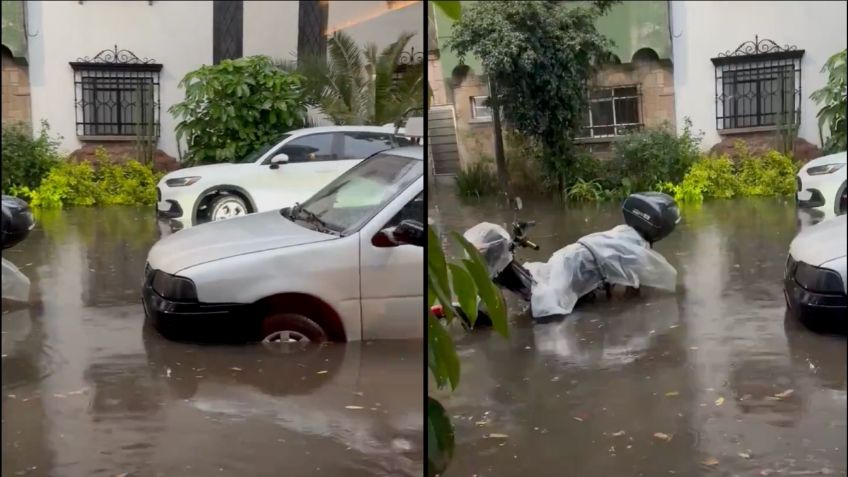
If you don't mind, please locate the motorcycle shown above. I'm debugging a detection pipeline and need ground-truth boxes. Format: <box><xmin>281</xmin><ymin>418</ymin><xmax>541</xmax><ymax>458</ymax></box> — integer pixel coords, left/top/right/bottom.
<box><xmin>432</xmin><ymin>192</ymin><xmax>681</xmax><ymax>325</ymax></box>
<box><xmin>2</xmin><ymin>195</ymin><xmax>36</xmax><ymax>304</ymax></box>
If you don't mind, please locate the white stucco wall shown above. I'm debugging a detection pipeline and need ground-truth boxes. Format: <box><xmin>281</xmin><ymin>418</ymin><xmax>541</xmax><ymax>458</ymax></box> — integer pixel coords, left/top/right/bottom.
<box><xmin>670</xmin><ymin>0</ymin><xmax>848</xmax><ymax>150</ymax></box>
<box><xmin>26</xmin><ymin>0</ymin><xmax>214</xmax><ymax>158</ymax></box>
<box><xmin>328</xmin><ymin>1</ymin><xmax>424</xmax><ymax>54</ymax></box>
<box><xmin>243</xmin><ymin>1</ymin><xmax>299</xmax><ymax>62</ymax></box>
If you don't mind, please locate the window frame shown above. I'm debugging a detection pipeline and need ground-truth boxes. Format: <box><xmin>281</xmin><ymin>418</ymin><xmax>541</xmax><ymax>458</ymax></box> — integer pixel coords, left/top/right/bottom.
<box><xmin>711</xmin><ymin>36</ymin><xmax>804</xmax><ymax>132</ymax></box>
<box><xmin>579</xmin><ymin>85</ymin><xmax>643</xmax><ymax>139</ymax></box>
<box><xmin>70</xmin><ymin>47</ymin><xmax>162</xmax><ymax>140</ymax></box>
<box><xmin>264</xmin><ymin>132</ymin><xmax>343</xmax><ymax>164</ymax></box>
<box><xmin>341</xmin><ymin>132</ymin><xmax>395</xmax><ymax>160</ymax></box>
<box><xmin>470</xmin><ymin>95</ymin><xmax>493</xmax><ymax>121</ymax></box>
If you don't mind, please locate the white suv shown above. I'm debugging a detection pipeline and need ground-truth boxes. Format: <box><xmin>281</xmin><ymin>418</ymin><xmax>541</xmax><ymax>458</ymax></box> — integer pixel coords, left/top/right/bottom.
<box><xmin>157</xmin><ymin>126</ymin><xmax>412</xmax><ymax>227</ymax></box>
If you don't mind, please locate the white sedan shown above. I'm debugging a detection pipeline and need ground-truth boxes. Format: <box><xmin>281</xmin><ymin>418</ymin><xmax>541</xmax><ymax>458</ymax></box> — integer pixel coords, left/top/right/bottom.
<box><xmin>157</xmin><ymin>126</ymin><xmax>413</xmax><ymax>228</ymax></box>
<box><xmin>796</xmin><ymin>151</ymin><xmax>847</xmax><ymax>216</ymax></box>
<box><xmin>143</xmin><ymin>145</ymin><xmax>424</xmax><ymax>343</ymax></box>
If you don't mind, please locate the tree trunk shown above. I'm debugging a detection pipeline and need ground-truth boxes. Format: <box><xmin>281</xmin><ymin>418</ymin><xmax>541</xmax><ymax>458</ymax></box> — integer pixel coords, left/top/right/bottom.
<box><xmin>489</xmin><ymin>79</ymin><xmax>511</xmax><ymax>204</ymax></box>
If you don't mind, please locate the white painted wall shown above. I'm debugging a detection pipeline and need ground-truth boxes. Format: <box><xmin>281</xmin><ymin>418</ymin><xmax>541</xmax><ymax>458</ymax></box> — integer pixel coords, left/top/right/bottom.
<box><xmin>26</xmin><ymin>0</ymin><xmax>214</xmax><ymax>158</ymax></box>
<box><xmin>243</xmin><ymin>1</ymin><xmax>299</xmax><ymax>62</ymax></box>
<box><xmin>670</xmin><ymin>1</ymin><xmax>848</xmax><ymax>150</ymax></box>
<box><xmin>328</xmin><ymin>1</ymin><xmax>424</xmax><ymax>53</ymax></box>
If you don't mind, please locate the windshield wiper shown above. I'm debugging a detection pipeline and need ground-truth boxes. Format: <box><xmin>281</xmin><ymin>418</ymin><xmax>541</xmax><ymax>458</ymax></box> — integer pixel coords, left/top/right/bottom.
<box><xmin>291</xmin><ymin>202</ymin><xmax>338</xmax><ymax>235</ymax></box>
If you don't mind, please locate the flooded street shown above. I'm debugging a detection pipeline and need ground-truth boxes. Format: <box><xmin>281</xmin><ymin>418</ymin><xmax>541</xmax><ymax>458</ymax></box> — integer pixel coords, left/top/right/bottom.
<box><xmin>2</xmin><ymin>208</ymin><xmax>423</xmax><ymax>477</ymax></box>
<box><xmin>430</xmin><ymin>187</ymin><xmax>846</xmax><ymax>477</ymax></box>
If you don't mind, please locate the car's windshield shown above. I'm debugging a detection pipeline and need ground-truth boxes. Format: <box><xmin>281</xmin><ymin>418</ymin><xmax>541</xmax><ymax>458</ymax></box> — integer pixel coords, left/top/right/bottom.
<box><xmin>289</xmin><ymin>152</ymin><xmax>422</xmax><ymax>235</ymax></box>
<box><xmin>235</xmin><ymin>134</ymin><xmax>292</xmax><ymax>163</ymax></box>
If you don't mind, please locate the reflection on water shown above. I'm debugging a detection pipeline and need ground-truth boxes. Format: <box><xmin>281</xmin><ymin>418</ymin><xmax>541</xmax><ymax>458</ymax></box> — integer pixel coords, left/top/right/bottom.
<box><xmin>430</xmin><ymin>187</ymin><xmax>845</xmax><ymax>477</ymax></box>
<box><xmin>2</xmin><ymin>207</ymin><xmax>423</xmax><ymax>477</ymax></box>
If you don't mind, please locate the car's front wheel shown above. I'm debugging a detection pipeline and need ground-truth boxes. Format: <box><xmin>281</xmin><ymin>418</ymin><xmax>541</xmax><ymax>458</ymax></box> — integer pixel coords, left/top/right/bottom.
<box><xmin>209</xmin><ymin>194</ymin><xmax>248</xmax><ymax>222</ymax></box>
<box><xmin>260</xmin><ymin>313</ymin><xmax>328</xmax><ymax>344</ymax></box>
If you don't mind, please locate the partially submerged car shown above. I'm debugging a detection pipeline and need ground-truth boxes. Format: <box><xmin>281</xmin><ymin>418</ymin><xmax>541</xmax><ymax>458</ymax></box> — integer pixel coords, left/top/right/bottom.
<box><xmin>784</xmin><ymin>214</ymin><xmax>847</xmax><ymax>327</ymax></box>
<box><xmin>157</xmin><ymin>125</ymin><xmax>413</xmax><ymax>228</ymax></box>
<box><xmin>143</xmin><ymin>122</ymin><xmax>425</xmax><ymax>343</ymax></box>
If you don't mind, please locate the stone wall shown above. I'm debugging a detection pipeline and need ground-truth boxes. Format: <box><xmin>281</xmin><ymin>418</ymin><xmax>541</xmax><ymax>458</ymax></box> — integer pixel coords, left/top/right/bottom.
<box><xmin>1</xmin><ymin>48</ymin><xmax>31</xmax><ymax>126</ymax></box>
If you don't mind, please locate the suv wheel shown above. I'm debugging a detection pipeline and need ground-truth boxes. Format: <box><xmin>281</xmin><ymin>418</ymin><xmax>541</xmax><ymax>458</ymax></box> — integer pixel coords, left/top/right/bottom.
<box><xmin>209</xmin><ymin>194</ymin><xmax>248</xmax><ymax>222</ymax></box>
<box><xmin>260</xmin><ymin>313</ymin><xmax>328</xmax><ymax>344</ymax></box>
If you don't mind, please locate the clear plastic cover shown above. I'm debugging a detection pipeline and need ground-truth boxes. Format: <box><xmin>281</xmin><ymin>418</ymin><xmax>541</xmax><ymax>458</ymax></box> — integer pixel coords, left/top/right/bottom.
<box><xmin>523</xmin><ymin>225</ymin><xmax>677</xmax><ymax>318</ymax></box>
<box><xmin>462</xmin><ymin>222</ymin><xmax>513</xmax><ymax>277</ymax></box>
<box><xmin>2</xmin><ymin>257</ymin><xmax>31</xmax><ymax>303</ymax></box>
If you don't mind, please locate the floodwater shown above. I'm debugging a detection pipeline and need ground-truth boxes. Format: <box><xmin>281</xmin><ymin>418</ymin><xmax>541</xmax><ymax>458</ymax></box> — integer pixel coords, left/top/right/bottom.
<box><xmin>2</xmin><ymin>207</ymin><xmax>423</xmax><ymax>477</ymax></box>
<box><xmin>430</xmin><ymin>186</ymin><xmax>846</xmax><ymax>477</ymax></box>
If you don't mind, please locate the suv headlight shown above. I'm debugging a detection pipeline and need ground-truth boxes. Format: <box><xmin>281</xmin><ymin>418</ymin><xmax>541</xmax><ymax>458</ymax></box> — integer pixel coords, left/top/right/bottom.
<box><xmin>794</xmin><ymin>262</ymin><xmax>844</xmax><ymax>294</ymax></box>
<box><xmin>806</xmin><ymin>164</ymin><xmax>845</xmax><ymax>176</ymax></box>
<box><xmin>151</xmin><ymin>270</ymin><xmax>198</xmax><ymax>301</ymax></box>
<box><xmin>165</xmin><ymin>176</ymin><xmax>201</xmax><ymax>187</ymax></box>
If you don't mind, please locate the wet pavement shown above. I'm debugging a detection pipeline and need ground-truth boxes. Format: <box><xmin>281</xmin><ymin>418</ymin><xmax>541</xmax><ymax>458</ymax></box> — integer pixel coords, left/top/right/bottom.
<box><xmin>430</xmin><ymin>187</ymin><xmax>846</xmax><ymax>477</ymax></box>
<box><xmin>2</xmin><ymin>207</ymin><xmax>423</xmax><ymax>477</ymax></box>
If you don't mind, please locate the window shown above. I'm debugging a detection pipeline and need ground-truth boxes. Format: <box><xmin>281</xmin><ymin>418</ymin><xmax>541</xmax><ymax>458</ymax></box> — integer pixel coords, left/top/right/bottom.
<box><xmin>386</xmin><ymin>192</ymin><xmax>424</xmax><ymax>228</ymax></box>
<box><xmin>277</xmin><ymin>133</ymin><xmax>338</xmax><ymax>163</ymax></box>
<box><xmin>580</xmin><ymin>86</ymin><xmax>641</xmax><ymax>138</ymax></box>
<box><xmin>470</xmin><ymin>96</ymin><xmax>492</xmax><ymax>120</ymax></box>
<box><xmin>711</xmin><ymin>36</ymin><xmax>803</xmax><ymax>131</ymax></box>
<box><xmin>343</xmin><ymin>132</ymin><xmax>393</xmax><ymax>159</ymax></box>
<box><xmin>70</xmin><ymin>47</ymin><xmax>161</xmax><ymax>138</ymax></box>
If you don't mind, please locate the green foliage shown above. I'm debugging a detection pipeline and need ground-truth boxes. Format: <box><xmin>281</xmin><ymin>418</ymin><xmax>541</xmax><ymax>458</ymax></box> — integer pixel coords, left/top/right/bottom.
<box><xmin>669</xmin><ymin>147</ymin><xmax>798</xmax><ymax>204</ymax></box>
<box><xmin>810</xmin><ymin>49</ymin><xmax>846</xmax><ymax>154</ymax></box>
<box><xmin>447</xmin><ymin>1</ymin><xmax>615</xmax><ymax>182</ymax></box>
<box><xmin>292</xmin><ymin>32</ymin><xmax>423</xmax><ymax>126</ymax></box>
<box><xmin>428</xmin><ymin>224</ymin><xmax>508</xmax><ymax>476</ymax></box>
<box><xmin>565</xmin><ymin>178</ymin><xmax>605</xmax><ymax>202</ymax></box>
<box><xmin>610</xmin><ymin>119</ymin><xmax>703</xmax><ymax>192</ymax></box>
<box><xmin>455</xmin><ymin>159</ymin><xmax>498</xmax><ymax>198</ymax></box>
<box><xmin>432</xmin><ymin>0</ymin><xmax>461</xmax><ymax>20</ymax></box>
<box><xmin>19</xmin><ymin>150</ymin><xmax>163</xmax><ymax>209</ymax></box>
<box><xmin>169</xmin><ymin>55</ymin><xmax>309</xmax><ymax>166</ymax></box>
<box><xmin>1</xmin><ymin>120</ymin><xmax>61</xmax><ymax>193</ymax></box>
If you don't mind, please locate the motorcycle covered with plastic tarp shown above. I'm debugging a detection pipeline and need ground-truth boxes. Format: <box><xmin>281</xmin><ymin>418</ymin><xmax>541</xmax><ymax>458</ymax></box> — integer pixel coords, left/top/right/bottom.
<box><xmin>434</xmin><ymin>192</ymin><xmax>681</xmax><ymax>322</ymax></box>
<box><xmin>2</xmin><ymin>195</ymin><xmax>35</xmax><ymax>303</ymax></box>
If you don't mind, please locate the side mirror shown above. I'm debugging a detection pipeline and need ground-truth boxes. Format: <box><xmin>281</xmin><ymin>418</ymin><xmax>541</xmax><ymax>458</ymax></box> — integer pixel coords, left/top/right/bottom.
<box><xmin>269</xmin><ymin>153</ymin><xmax>289</xmax><ymax>169</ymax></box>
<box><xmin>372</xmin><ymin>219</ymin><xmax>424</xmax><ymax>248</ymax></box>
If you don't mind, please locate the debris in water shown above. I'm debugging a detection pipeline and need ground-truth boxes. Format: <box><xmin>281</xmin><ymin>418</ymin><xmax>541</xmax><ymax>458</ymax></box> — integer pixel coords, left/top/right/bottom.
<box><xmin>774</xmin><ymin>389</ymin><xmax>794</xmax><ymax>399</ymax></box>
<box><xmin>715</xmin><ymin>397</ymin><xmax>725</xmax><ymax>406</ymax></box>
<box><xmin>611</xmin><ymin>430</ymin><xmax>626</xmax><ymax>437</ymax></box>
<box><xmin>653</xmin><ymin>432</ymin><xmax>672</xmax><ymax>442</ymax></box>
<box><xmin>230</xmin><ymin>367</ymin><xmax>243</xmax><ymax>372</ymax></box>
<box><xmin>701</xmin><ymin>457</ymin><xmax>719</xmax><ymax>466</ymax></box>
<box><xmin>738</xmin><ymin>452</ymin><xmax>751</xmax><ymax>459</ymax></box>
<box><xmin>316</xmin><ymin>370</ymin><xmax>328</xmax><ymax>374</ymax></box>
<box><xmin>573</xmin><ymin>417</ymin><xmax>584</xmax><ymax>422</ymax></box>
<box><xmin>665</xmin><ymin>391</ymin><xmax>680</xmax><ymax>397</ymax></box>
<box><xmin>344</xmin><ymin>406</ymin><xmax>364</xmax><ymax>410</ymax></box>
<box><xmin>486</xmin><ymin>433</ymin><xmax>509</xmax><ymax>439</ymax></box>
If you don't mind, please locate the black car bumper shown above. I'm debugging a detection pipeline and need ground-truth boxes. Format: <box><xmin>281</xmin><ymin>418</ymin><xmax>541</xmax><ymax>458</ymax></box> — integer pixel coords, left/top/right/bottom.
<box><xmin>142</xmin><ymin>274</ymin><xmax>258</xmax><ymax>343</ymax></box>
<box><xmin>784</xmin><ymin>275</ymin><xmax>847</xmax><ymax>322</ymax></box>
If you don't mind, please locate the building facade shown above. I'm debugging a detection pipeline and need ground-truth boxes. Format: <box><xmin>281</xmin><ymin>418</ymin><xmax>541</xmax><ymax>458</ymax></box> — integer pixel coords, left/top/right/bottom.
<box><xmin>1</xmin><ymin>0</ymin><xmax>422</xmax><ymax>162</ymax></box>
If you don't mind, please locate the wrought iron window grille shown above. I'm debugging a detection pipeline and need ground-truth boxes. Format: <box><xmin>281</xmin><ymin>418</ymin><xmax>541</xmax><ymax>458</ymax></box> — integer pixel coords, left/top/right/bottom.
<box><xmin>394</xmin><ymin>47</ymin><xmax>424</xmax><ymax>83</ymax></box>
<box><xmin>711</xmin><ymin>36</ymin><xmax>804</xmax><ymax>131</ymax></box>
<box><xmin>69</xmin><ymin>46</ymin><xmax>162</xmax><ymax>139</ymax></box>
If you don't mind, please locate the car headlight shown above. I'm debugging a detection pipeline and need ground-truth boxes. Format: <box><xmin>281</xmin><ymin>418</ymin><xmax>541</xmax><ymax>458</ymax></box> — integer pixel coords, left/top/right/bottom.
<box><xmin>806</xmin><ymin>163</ymin><xmax>845</xmax><ymax>176</ymax></box>
<box><xmin>794</xmin><ymin>261</ymin><xmax>844</xmax><ymax>294</ymax></box>
<box><xmin>151</xmin><ymin>270</ymin><xmax>198</xmax><ymax>301</ymax></box>
<box><xmin>165</xmin><ymin>176</ymin><xmax>201</xmax><ymax>187</ymax></box>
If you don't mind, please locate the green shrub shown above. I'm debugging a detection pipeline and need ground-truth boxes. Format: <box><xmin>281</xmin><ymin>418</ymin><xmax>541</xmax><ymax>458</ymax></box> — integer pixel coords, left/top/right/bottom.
<box><xmin>1</xmin><ymin>120</ymin><xmax>61</xmax><ymax>192</ymax></box>
<box><xmin>565</xmin><ymin>178</ymin><xmax>606</xmax><ymax>202</ymax></box>
<box><xmin>169</xmin><ymin>55</ymin><xmax>309</xmax><ymax>166</ymax></box>
<box><xmin>610</xmin><ymin>119</ymin><xmax>703</xmax><ymax>192</ymax></box>
<box><xmin>664</xmin><ymin>155</ymin><xmax>737</xmax><ymax>203</ymax></box>
<box><xmin>22</xmin><ymin>151</ymin><xmax>163</xmax><ymax>209</ymax></box>
<box><xmin>455</xmin><ymin>159</ymin><xmax>498</xmax><ymax>198</ymax></box>
<box><xmin>736</xmin><ymin>148</ymin><xmax>798</xmax><ymax>197</ymax></box>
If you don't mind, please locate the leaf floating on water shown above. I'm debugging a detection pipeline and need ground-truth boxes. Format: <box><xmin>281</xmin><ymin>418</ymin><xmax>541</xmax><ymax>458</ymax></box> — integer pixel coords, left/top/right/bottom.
<box><xmin>345</xmin><ymin>405</ymin><xmax>364</xmax><ymax>410</ymax></box>
<box><xmin>653</xmin><ymin>432</ymin><xmax>672</xmax><ymax>442</ymax></box>
<box><xmin>774</xmin><ymin>389</ymin><xmax>794</xmax><ymax>399</ymax></box>
<box><xmin>230</xmin><ymin>367</ymin><xmax>243</xmax><ymax>372</ymax></box>
<box><xmin>665</xmin><ymin>391</ymin><xmax>680</xmax><ymax>397</ymax></box>
<box><xmin>316</xmin><ymin>370</ymin><xmax>328</xmax><ymax>374</ymax></box>
<box><xmin>486</xmin><ymin>433</ymin><xmax>509</xmax><ymax>439</ymax></box>
<box><xmin>715</xmin><ymin>397</ymin><xmax>725</xmax><ymax>406</ymax></box>
<box><xmin>701</xmin><ymin>457</ymin><xmax>719</xmax><ymax>466</ymax></box>
<box><xmin>573</xmin><ymin>416</ymin><xmax>584</xmax><ymax>422</ymax></box>
<box><xmin>738</xmin><ymin>452</ymin><xmax>751</xmax><ymax>459</ymax></box>
<box><xmin>475</xmin><ymin>421</ymin><xmax>489</xmax><ymax>427</ymax></box>
<box><xmin>611</xmin><ymin>430</ymin><xmax>626</xmax><ymax>437</ymax></box>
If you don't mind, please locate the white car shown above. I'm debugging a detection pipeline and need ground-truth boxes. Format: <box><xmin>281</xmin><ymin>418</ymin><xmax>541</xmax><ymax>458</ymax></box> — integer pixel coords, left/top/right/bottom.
<box><xmin>796</xmin><ymin>151</ymin><xmax>847</xmax><ymax>216</ymax></box>
<box><xmin>157</xmin><ymin>126</ymin><xmax>413</xmax><ymax>228</ymax></box>
<box><xmin>143</xmin><ymin>144</ymin><xmax>424</xmax><ymax>343</ymax></box>
<box><xmin>784</xmin><ymin>214</ymin><xmax>847</xmax><ymax>327</ymax></box>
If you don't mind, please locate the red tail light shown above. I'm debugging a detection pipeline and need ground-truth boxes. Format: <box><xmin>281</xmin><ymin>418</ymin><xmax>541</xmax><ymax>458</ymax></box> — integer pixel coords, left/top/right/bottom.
<box><xmin>430</xmin><ymin>304</ymin><xmax>445</xmax><ymax>318</ymax></box>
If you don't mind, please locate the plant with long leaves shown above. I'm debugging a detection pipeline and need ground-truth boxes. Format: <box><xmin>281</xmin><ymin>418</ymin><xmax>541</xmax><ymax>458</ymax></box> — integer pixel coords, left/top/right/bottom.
<box><xmin>810</xmin><ymin>49</ymin><xmax>847</xmax><ymax>154</ymax></box>
<box><xmin>293</xmin><ymin>31</ymin><xmax>424</xmax><ymax>126</ymax></box>
<box><xmin>428</xmin><ymin>224</ymin><xmax>509</xmax><ymax>476</ymax></box>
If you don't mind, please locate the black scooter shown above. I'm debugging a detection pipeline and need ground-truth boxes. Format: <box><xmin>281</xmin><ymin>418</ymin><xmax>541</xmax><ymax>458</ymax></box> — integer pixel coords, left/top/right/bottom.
<box><xmin>432</xmin><ymin>192</ymin><xmax>680</xmax><ymax>326</ymax></box>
